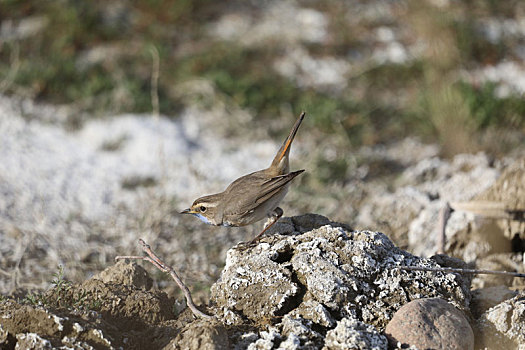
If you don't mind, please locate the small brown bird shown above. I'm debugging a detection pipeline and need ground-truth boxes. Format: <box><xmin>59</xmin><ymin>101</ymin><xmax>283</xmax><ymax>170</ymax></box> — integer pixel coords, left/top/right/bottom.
<box><xmin>181</xmin><ymin>112</ymin><xmax>306</xmax><ymax>243</ymax></box>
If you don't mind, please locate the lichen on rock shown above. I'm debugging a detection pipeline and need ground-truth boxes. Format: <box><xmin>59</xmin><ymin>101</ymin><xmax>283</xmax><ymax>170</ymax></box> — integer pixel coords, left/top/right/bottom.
<box><xmin>0</xmin><ymin>214</ymin><xmax>477</xmax><ymax>349</ymax></box>
<box><xmin>477</xmin><ymin>292</ymin><xmax>525</xmax><ymax>350</ymax></box>
<box><xmin>211</xmin><ymin>214</ymin><xmax>471</xmax><ymax>347</ymax></box>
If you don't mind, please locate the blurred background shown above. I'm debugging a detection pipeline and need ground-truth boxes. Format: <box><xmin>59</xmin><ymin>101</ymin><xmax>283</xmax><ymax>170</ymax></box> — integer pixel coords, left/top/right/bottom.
<box><xmin>1</xmin><ymin>0</ymin><xmax>524</xmax><ymax>300</ymax></box>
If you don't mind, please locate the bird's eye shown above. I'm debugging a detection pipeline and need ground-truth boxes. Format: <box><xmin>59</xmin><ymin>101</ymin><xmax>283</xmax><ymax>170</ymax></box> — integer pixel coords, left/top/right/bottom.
<box><xmin>199</xmin><ymin>206</ymin><xmax>207</xmax><ymax>212</ymax></box>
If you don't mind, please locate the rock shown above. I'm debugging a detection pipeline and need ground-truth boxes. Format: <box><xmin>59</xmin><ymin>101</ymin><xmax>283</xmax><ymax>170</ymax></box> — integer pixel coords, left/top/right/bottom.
<box><xmin>446</xmin><ymin>219</ymin><xmax>511</xmax><ymax>265</ymax></box>
<box><xmin>279</xmin><ymin>315</ymin><xmax>324</xmax><ymax>348</ymax></box>
<box><xmin>246</xmin><ymin>328</ymin><xmax>281</xmax><ymax>350</ymax></box>
<box><xmin>471</xmin><ymin>286</ymin><xmax>517</xmax><ymax>318</ymax></box>
<box><xmin>442</xmin><ymin>158</ymin><xmax>525</xmax><ymax>279</ymax></box>
<box><xmin>211</xmin><ymin>214</ymin><xmax>471</xmax><ymax>348</ymax></box>
<box><xmin>323</xmin><ymin>317</ymin><xmax>387</xmax><ymax>350</ymax></box>
<box><xmin>0</xmin><ymin>263</ymin><xmax>178</xmax><ymax>349</ymax></box>
<box><xmin>15</xmin><ymin>333</ymin><xmax>54</xmax><ymax>349</ymax></box>
<box><xmin>0</xmin><ymin>325</ymin><xmax>9</xmax><ymax>345</ymax></box>
<box><xmin>471</xmin><ymin>252</ymin><xmax>524</xmax><ymax>289</ymax></box>
<box><xmin>477</xmin><ymin>292</ymin><xmax>525</xmax><ymax>350</ymax></box>
<box><xmin>167</xmin><ymin>319</ymin><xmax>229</xmax><ymax>350</ymax></box>
<box><xmin>0</xmin><ymin>299</ymin><xmax>120</xmax><ymax>349</ymax></box>
<box><xmin>404</xmin><ymin>153</ymin><xmax>500</xmax><ymax>258</ymax></box>
<box><xmin>46</xmin><ymin>277</ymin><xmax>175</xmax><ymax>326</ymax></box>
<box><xmin>385</xmin><ymin>298</ymin><xmax>474</xmax><ymax>350</ymax></box>
<box><xmin>475</xmin><ymin>157</ymin><xmax>525</xmax><ymax>240</ymax></box>
<box><xmin>93</xmin><ymin>260</ymin><xmax>153</xmax><ymax>290</ymax></box>
<box><xmin>288</xmin><ymin>299</ymin><xmax>336</xmax><ymax>328</ymax></box>
<box><xmin>357</xmin><ymin>187</ymin><xmax>429</xmax><ymax>248</ymax></box>
<box><xmin>1</xmin><ymin>214</ymin><xmax>476</xmax><ymax>349</ymax></box>
<box><xmin>357</xmin><ymin>152</ymin><xmax>500</xmax><ymax>258</ymax></box>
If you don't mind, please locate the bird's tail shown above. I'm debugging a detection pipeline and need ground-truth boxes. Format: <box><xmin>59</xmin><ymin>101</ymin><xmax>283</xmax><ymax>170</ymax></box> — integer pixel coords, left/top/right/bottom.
<box><xmin>271</xmin><ymin>112</ymin><xmax>305</xmax><ymax>171</ymax></box>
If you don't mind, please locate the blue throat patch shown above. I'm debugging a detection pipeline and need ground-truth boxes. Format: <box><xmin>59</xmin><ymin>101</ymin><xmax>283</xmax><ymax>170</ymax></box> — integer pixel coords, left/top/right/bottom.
<box><xmin>192</xmin><ymin>213</ymin><xmax>213</xmax><ymax>225</ymax></box>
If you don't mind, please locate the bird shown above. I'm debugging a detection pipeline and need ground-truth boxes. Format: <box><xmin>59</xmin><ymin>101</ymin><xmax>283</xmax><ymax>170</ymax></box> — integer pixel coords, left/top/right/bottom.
<box><xmin>181</xmin><ymin>112</ymin><xmax>306</xmax><ymax>243</ymax></box>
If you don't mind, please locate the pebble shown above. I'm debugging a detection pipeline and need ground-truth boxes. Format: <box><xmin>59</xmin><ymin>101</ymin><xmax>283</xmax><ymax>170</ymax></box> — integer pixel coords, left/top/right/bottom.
<box><xmin>385</xmin><ymin>298</ymin><xmax>474</xmax><ymax>350</ymax></box>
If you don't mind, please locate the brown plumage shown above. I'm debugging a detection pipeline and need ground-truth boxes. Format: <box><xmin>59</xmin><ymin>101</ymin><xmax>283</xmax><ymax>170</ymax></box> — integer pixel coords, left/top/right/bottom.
<box><xmin>181</xmin><ymin>112</ymin><xmax>306</xmax><ymax>242</ymax></box>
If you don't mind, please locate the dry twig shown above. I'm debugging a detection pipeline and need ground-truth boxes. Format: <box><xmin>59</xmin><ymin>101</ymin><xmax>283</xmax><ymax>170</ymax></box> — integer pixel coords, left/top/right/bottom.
<box><xmin>393</xmin><ymin>265</ymin><xmax>525</xmax><ymax>278</ymax></box>
<box><xmin>150</xmin><ymin>46</ymin><xmax>160</xmax><ymax>118</ymax></box>
<box><xmin>437</xmin><ymin>202</ymin><xmax>452</xmax><ymax>254</ymax></box>
<box><xmin>115</xmin><ymin>239</ymin><xmax>213</xmax><ymax>319</ymax></box>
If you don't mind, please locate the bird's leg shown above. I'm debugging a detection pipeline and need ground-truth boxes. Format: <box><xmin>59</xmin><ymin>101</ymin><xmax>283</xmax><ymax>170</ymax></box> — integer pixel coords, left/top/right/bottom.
<box><xmin>249</xmin><ymin>207</ymin><xmax>283</xmax><ymax>244</ymax></box>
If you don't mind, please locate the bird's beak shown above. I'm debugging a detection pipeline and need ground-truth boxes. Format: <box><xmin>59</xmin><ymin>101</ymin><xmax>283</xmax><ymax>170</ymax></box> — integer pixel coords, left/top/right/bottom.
<box><xmin>180</xmin><ymin>208</ymin><xmax>193</xmax><ymax>214</ymax></box>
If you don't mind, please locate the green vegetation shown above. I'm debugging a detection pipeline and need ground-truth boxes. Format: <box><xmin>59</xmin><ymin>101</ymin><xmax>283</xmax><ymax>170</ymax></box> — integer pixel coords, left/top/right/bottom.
<box><xmin>23</xmin><ymin>291</ymin><xmax>48</xmax><ymax>306</ymax></box>
<box><xmin>459</xmin><ymin>82</ymin><xmax>525</xmax><ymax>129</ymax></box>
<box><xmin>51</xmin><ymin>265</ymin><xmax>72</xmax><ymax>293</ymax></box>
<box><xmin>1</xmin><ymin>0</ymin><xmax>524</xmax><ymax>155</ymax></box>
<box><xmin>21</xmin><ymin>265</ymin><xmax>101</xmax><ymax>311</ymax></box>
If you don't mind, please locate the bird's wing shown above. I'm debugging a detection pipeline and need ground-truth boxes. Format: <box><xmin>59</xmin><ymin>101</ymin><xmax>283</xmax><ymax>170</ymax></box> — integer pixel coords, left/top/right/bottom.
<box><xmin>255</xmin><ymin>169</ymin><xmax>305</xmax><ymax>204</ymax></box>
<box><xmin>224</xmin><ymin>169</ymin><xmax>304</xmax><ymax>216</ymax></box>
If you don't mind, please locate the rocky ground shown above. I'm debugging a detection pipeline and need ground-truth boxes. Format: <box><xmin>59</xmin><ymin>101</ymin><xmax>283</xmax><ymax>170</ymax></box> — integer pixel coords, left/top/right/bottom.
<box><xmin>1</xmin><ymin>214</ymin><xmax>524</xmax><ymax>349</ymax></box>
<box><xmin>1</xmin><ymin>92</ymin><xmax>525</xmax><ymax>348</ymax></box>
<box><xmin>1</xmin><ymin>91</ymin><xmax>525</xmax><ymax>347</ymax></box>
<box><xmin>2</xmin><ymin>0</ymin><xmax>525</xmax><ymax>348</ymax></box>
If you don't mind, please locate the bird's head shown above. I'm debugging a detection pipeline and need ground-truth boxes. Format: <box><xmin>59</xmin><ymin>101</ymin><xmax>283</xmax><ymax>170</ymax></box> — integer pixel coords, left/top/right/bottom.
<box><xmin>180</xmin><ymin>194</ymin><xmax>222</xmax><ymax>226</ymax></box>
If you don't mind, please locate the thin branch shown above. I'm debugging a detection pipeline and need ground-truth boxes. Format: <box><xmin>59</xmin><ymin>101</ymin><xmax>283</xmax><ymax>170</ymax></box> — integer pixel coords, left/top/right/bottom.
<box><xmin>0</xmin><ymin>42</ymin><xmax>20</xmax><ymax>93</ymax></box>
<box><xmin>437</xmin><ymin>202</ymin><xmax>452</xmax><ymax>254</ymax></box>
<box><xmin>150</xmin><ymin>46</ymin><xmax>160</xmax><ymax>118</ymax></box>
<box><xmin>116</xmin><ymin>239</ymin><xmax>213</xmax><ymax>319</ymax></box>
<box><xmin>450</xmin><ymin>200</ymin><xmax>517</xmax><ymax>219</ymax></box>
<box><xmin>393</xmin><ymin>265</ymin><xmax>525</xmax><ymax>278</ymax></box>
<box><xmin>9</xmin><ymin>231</ymin><xmax>33</xmax><ymax>293</ymax></box>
